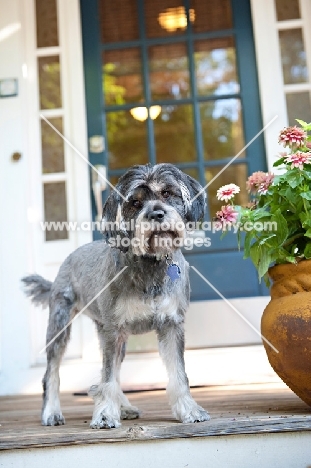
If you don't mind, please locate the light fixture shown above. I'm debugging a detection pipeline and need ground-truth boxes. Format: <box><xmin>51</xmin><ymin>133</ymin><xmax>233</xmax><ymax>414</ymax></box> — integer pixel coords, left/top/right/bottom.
<box><xmin>130</xmin><ymin>105</ymin><xmax>161</xmax><ymax>122</ymax></box>
<box><xmin>158</xmin><ymin>7</ymin><xmax>195</xmax><ymax>32</ymax></box>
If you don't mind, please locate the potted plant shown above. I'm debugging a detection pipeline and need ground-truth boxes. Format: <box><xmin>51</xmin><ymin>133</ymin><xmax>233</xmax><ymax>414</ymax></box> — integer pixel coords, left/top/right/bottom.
<box><xmin>215</xmin><ymin>120</ymin><xmax>311</xmax><ymax>406</ymax></box>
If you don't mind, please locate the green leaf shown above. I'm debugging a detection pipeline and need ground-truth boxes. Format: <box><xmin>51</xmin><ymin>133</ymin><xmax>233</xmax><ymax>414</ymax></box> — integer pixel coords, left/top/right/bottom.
<box><xmin>295</xmin><ymin>119</ymin><xmax>308</xmax><ymax>127</ymax></box>
<box><xmin>271</xmin><ymin>210</ymin><xmax>288</xmax><ymax>244</ymax></box>
<box><xmin>305</xmin><ymin>228</ymin><xmax>311</xmax><ymax>239</ymax></box>
<box><xmin>304</xmin><ymin>242</ymin><xmax>311</xmax><ymax>258</ymax></box>
<box><xmin>296</xmin><ymin>119</ymin><xmax>311</xmax><ymax>131</ymax></box>
<box><xmin>285</xmin><ymin>171</ymin><xmax>304</xmax><ymax>189</ymax></box>
<box><xmin>273</xmin><ymin>158</ymin><xmax>285</xmax><ymax>167</ymax></box>
<box><xmin>300</xmin><ymin>192</ymin><xmax>311</xmax><ymax>200</ymax></box>
<box><xmin>285</xmin><ymin>255</ymin><xmax>296</xmax><ymax>264</ymax></box>
<box><xmin>249</xmin><ymin>243</ymin><xmax>273</xmax><ymax>280</ymax></box>
<box><xmin>258</xmin><ymin>234</ymin><xmax>277</xmax><ymax>246</ymax></box>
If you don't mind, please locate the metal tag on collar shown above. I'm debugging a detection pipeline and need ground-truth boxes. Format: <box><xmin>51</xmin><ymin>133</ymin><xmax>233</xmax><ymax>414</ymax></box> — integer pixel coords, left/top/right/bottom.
<box><xmin>166</xmin><ymin>255</ymin><xmax>181</xmax><ymax>281</ymax></box>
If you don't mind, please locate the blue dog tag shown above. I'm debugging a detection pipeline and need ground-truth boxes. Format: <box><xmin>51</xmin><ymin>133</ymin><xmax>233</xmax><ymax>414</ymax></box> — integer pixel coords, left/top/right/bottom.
<box><xmin>167</xmin><ymin>263</ymin><xmax>181</xmax><ymax>281</ymax></box>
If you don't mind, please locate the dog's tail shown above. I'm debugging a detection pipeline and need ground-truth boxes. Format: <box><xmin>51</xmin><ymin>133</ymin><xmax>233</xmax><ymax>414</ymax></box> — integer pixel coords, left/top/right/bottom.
<box><xmin>22</xmin><ymin>274</ymin><xmax>52</xmax><ymax>308</ymax></box>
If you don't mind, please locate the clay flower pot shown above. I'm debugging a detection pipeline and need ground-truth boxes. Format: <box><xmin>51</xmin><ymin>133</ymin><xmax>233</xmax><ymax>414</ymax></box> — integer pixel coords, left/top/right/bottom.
<box><xmin>261</xmin><ymin>260</ymin><xmax>311</xmax><ymax>406</ymax></box>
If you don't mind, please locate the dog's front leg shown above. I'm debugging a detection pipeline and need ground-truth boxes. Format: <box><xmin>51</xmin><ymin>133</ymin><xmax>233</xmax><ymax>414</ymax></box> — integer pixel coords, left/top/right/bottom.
<box><xmin>157</xmin><ymin>320</ymin><xmax>210</xmax><ymax>423</ymax></box>
<box><xmin>89</xmin><ymin>332</ymin><xmax>123</xmax><ymax>429</ymax></box>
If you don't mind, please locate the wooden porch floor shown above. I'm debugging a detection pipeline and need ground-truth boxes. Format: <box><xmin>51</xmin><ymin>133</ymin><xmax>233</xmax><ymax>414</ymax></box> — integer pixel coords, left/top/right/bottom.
<box><xmin>1</xmin><ymin>383</ymin><xmax>311</xmax><ymax>450</ymax></box>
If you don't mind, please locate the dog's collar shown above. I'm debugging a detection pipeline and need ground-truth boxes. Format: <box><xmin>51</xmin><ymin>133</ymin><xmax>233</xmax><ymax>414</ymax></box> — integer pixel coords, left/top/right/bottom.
<box><xmin>108</xmin><ymin>243</ymin><xmax>181</xmax><ymax>280</ymax></box>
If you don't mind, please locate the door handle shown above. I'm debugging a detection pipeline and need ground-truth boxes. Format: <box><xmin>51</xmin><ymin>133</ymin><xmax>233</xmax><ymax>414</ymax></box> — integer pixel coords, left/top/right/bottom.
<box><xmin>92</xmin><ymin>165</ymin><xmax>107</xmax><ymax>221</ymax></box>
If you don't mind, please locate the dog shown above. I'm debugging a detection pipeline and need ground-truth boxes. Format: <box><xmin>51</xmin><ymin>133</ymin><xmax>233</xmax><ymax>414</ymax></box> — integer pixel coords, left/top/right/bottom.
<box><xmin>22</xmin><ymin>163</ymin><xmax>210</xmax><ymax>428</ymax></box>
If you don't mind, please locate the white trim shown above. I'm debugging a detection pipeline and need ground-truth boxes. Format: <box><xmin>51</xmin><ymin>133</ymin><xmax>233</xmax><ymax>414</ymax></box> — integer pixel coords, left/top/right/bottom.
<box><xmin>284</xmin><ymin>83</ymin><xmax>311</xmax><ymax>93</ymax></box>
<box><xmin>251</xmin><ymin>0</ymin><xmax>311</xmax><ymax>173</ymax></box>
<box><xmin>36</xmin><ymin>46</ymin><xmax>61</xmax><ymax>57</ymax></box>
<box><xmin>20</xmin><ymin>0</ymin><xmax>92</xmax><ymax>366</ymax></box>
<box><xmin>276</xmin><ymin>19</ymin><xmax>303</xmax><ymax>30</ymax></box>
<box><xmin>300</xmin><ymin>0</ymin><xmax>311</xmax><ymax>93</ymax></box>
<box><xmin>250</xmin><ymin>0</ymin><xmax>288</xmax><ymax>171</ymax></box>
<box><xmin>42</xmin><ymin>172</ymin><xmax>67</xmax><ymax>183</ymax></box>
<box><xmin>39</xmin><ymin>108</ymin><xmax>64</xmax><ymax>118</ymax></box>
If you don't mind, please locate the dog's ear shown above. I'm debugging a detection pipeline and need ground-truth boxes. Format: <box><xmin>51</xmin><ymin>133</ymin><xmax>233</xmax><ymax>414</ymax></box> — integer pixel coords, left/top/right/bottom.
<box><xmin>181</xmin><ymin>173</ymin><xmax>206</xmax><ymax>223</ymax></box>
<box><xmin>101</xmin><ymin>190</ymin><xmax>124</xmax><ymax>241</ymax></box>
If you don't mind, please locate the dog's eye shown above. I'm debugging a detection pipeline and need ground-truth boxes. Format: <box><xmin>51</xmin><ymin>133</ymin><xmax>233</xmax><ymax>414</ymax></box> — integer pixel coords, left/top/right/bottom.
<box><xmin>162</xmin><ymin>190</ymin><xmax>171</xmax><ymax>199</ymax></box>
<box><xmin>132</xmin><ymin>200</ymin><xmax>142</xmax><ymax>209</ymax></box>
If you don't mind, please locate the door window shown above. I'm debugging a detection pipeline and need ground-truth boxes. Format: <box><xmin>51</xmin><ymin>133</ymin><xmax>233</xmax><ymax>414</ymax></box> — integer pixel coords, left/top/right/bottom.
<box><xmin>275</xmin><ymin>0</ymin><xmax>311</xmax><ymax>125</ymax></box>
<box><xmin>36</xmin><ymin>0</ymin><xmax>69</xmax><ymax>242</ymax></box>
<box><xmin>100</xmin><ymin>0</ymin><xmax>254</xmax><ymax>224</ymax></box>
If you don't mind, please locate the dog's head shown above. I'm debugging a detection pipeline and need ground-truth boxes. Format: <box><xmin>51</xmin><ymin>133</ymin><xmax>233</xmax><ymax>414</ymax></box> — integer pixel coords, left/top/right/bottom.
<box><xmin>102</xmin><ymin>164</ymin><xmax>206</xmax><ymax>256</ymax></box>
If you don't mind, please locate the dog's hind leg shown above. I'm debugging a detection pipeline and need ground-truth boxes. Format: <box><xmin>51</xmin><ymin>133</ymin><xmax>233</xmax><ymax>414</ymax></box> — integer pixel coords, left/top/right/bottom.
<box><xmin>41</xmin><ymin>297</ymin><xmax>72</xmax><ymax>426</ymax></box>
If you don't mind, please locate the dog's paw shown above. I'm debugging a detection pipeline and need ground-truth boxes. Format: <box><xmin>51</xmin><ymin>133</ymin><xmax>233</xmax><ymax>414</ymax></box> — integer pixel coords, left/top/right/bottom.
<box><xmin>172</xmin><ymin>396</ymin><xmax>210</xmax><ymax>424</ymax></box>
<box><xmin>42</xmin><ymin>412</ymin><xmax>65</xmax><ymax>426</ymax></box>
<box><xmin>90</xmin><ymin>413</ymin><xmax>121</xmax><ymax>429</ymax></box>
<box><xmin>120</xmin><ymin>405</ymin><xmax>140</xmax><ymax>420</ymax></box>
<box><xmin>180</xmin><ymin>405</ymin><xmax>210</xmax><ymax>424</ymax></box>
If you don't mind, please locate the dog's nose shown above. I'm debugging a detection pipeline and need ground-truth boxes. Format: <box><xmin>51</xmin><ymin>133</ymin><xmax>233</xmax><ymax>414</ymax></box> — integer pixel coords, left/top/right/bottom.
<box><xmin>148</xmin><ymin>210</ymin><xmax>165</xmax><ymax>221</ymax></box>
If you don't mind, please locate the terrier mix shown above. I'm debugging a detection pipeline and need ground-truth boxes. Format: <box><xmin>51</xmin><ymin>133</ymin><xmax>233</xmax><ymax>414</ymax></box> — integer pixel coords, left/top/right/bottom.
<box><xmin>22</xmin><ymin>163</ymin><xmax>210</xmax><ymax>428</ymax></box>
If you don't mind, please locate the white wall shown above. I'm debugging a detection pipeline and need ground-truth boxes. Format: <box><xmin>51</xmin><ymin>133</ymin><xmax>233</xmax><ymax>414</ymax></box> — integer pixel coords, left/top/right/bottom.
<box><xmin>0</xmin><ymin>0</ymin><xmax>32</xmax><ymax>388</ymax></box>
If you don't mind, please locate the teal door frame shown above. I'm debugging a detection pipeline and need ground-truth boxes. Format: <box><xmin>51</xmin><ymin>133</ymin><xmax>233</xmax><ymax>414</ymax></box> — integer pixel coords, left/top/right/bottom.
<box><xmin>80</xmin><ymin>0</ymin><xmax>269</xmax><ymax>299</ymax></box>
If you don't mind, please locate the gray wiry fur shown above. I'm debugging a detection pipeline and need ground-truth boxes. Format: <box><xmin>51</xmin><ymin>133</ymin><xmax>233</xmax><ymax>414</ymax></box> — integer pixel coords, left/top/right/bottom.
<box><xmin>22</xmin><ymin>163</ymin><xmax>210</xmax><ymax>429</ymax></box>
<box><xmin>22</xmin><ymin>274</ymin><xmax>52</xmax><ymax>308</ymax></box>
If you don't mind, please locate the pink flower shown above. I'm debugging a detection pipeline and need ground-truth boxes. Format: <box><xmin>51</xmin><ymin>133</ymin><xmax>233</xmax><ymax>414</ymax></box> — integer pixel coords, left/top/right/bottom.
<box><xmin>284</xmin><ymin>151</ymin><xmax>311</xmax><ymax>170</ymax></box>
<box><xmin>246</xmin><ymin>171</ymin><xmax>274</xmax><ymax>195</ymax></box>
<box><xmin>215</xmin><ymin>205</ymin><xmax>239</xmax><ymax>228</ymax></box>
<box><xmin>278</xmin><ymin>126</ymin><xmax>306</xmax><ymax>148</ymax></box>
<box><xmin>216</xmin><ymin>184</ymin><xmax>240</xmax><ymax>202</ymax></box>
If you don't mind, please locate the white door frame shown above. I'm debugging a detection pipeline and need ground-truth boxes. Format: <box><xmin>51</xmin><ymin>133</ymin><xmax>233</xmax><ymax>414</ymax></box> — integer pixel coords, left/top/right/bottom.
<box><xmin>250</xmin><ymin>0</ymin><xmax>311</xmax><ymax>170</ymax></box>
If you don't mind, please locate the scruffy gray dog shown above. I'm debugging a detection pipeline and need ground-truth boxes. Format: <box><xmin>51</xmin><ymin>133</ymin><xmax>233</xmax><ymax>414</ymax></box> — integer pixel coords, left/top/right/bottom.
<box><xmin>22</xmin><ymin>163</ymin><xmax>210</xmax><ymax>429</ymax></box>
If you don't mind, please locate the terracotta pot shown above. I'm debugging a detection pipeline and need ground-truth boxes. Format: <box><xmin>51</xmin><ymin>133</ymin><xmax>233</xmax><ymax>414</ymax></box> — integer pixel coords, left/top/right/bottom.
<box><xmin>261</xmin><ymin>260</ymin><xmax>311</xmax><ymax>406</ymax></box>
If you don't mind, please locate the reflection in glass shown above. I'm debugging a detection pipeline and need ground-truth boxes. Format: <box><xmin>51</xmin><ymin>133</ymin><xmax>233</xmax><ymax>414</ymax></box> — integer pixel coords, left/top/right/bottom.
<box><xmin>206</xmin><ymin>164</ymin><xmax>248</xmax><ymax>218</ymax></box>
<box><xmin>286</xmin><ymin>92</ymin><xmax>311</xmax><ymax>127</ymax></box>
<box><xmin>190</xmin><ymin>0</ymin><xmax>232</xmax><ymax>33</ymax></box>
<box><xmin>154</xmin><ymin>105</ymin><xmax>196</xmax><ymax>164</ymax></box>
<box><xmin>38</xmin><ymin>56</ymin><xmax>62</xmax><ymax>109</ymax></box>
<box><xmin>41</xmin><ymin>117</ymin><xmax>64</xmax><ymax>173</ymax></box>
<box><xmin>130</xmin><ymin>106</ymin><xmax>161</xmax><ymax>122</ymax></box>
<box><xmin>99</xmin><ymin>0</ymin><xmax>139</xmax><ymax>43</ymax></box>
<box><xmin>158</xmin><ymin>7</ymin><xmax>194</xmax><ymax>32</ymax></box>
<box><xmin>44</xmin><ymin>182</ymin><xmax>68</xmax><ymax>241</ymax></box>
<box><xmin>103</xmin><ymin>49</ymin><xmax>143</xmax><ymax>105</ymax></box>
<box><xmin>200</xmin><ymin>100</ymin><xmax>244</xmax><ymax>161</ymax></box>
<box><xmin>195</xmin><ymin>37</ymin><xmax>238</xmax><ymax>96</ymax></box>
<box><xmin>36</xmin><ymin>0</ymin><xmax>58</xmax><ymax>48</ymax></box>
<box><xmin>149</xmin><ymin>43</ymin><xmax>190</xmax><ymax>100</ymax></box>
<box><xmin>275</xmin><ymin>0</ymin><xmax>300</xmax><ymax>21</ymax></box>
<box><xmin>145</xmin><ymin>0</ymin><xmax>188</xmax><ymax>38</ymax></box>
<box><xmin>107</xmin><ymin>111</ymin><xmax>148</xmax><ymax>170</ymax></box>
<box><xmin>279</xmin><ymin>29</ymin><xmax>308</xmax><ymax>84</ymax></box>
<box><xmin>109</xmin><ymin>176</ymin><xmax>121</xmax><ymax>188</ymax></box>
<box><xmin>182</xmin><ymin>168</ymin><xmax>199</xmax><ymax>180</ymax></box>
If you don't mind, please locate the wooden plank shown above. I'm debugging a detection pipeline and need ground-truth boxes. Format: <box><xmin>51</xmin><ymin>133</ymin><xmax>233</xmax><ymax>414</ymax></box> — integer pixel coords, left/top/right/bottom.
<box><xmin>1</xmin><ymin>417</ymin><xmax>311</xmax><ymax>450</ymax></box>
<box><xmin>1</xmin><ymin>385</ymin><xmax>310</xmax><ymax>450</ymax></box>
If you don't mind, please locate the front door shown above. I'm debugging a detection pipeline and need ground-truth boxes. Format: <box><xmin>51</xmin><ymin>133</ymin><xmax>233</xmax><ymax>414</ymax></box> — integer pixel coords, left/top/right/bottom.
<box><xmin>81</xmin><ymin>0</ymin><xmax>268</xmax><ymax>302</ymax></box>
